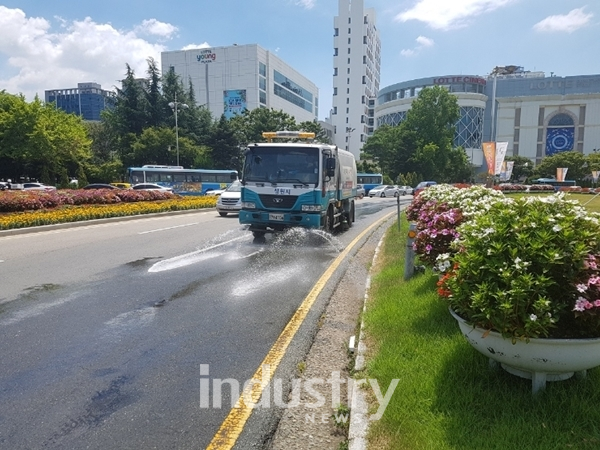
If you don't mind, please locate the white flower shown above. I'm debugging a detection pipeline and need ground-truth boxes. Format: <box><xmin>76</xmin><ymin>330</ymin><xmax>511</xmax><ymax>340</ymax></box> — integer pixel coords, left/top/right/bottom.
<box><xmin>530</xmin><ymin>314</ymin><xmax>537</xmax><ymax>321</ymax></box>
<box><xmin>552</xmin><ymin>225</ymin><xmax>562</xmax><ymax>232</ymax></box>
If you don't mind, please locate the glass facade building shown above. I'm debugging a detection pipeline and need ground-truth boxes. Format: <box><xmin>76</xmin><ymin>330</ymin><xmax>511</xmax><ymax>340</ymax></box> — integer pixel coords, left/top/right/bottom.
<box><xmin>44</xmin><ymin>82</ymin><xmax>114</xmax><ymax>121</ymax></box>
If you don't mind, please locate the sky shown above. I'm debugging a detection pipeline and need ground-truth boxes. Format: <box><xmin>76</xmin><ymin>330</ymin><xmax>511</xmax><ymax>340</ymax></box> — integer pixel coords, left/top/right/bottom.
<box><xmin>1</xmin><ymin>0</ymin><xmax>598</xmax><ymax>121</ymax></box>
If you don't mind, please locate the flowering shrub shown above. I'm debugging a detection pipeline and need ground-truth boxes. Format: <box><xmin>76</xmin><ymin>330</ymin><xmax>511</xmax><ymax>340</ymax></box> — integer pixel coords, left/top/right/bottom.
<box><xmin>0</xmin><ymin>189</ymin><xmax>178</xmax><ymax>212</ymax></box>
<box><xmin>406</xmin><ymin>184</ymin><xmax>504</xmax><ymax>270</ymax></box>
<box><xmin>438</xmin><ymin>193</ymin><xmax>600</xmax><ymax>340</ymax></box>
<box><xmin>528</xmin><ymin>184</ymin><xmax>554</xmax><ymax>192</ymax></box>
<box><xmin>494</xmin><ymin>183</ymin><xmax>527</xmax><ymax>191</ymax></box>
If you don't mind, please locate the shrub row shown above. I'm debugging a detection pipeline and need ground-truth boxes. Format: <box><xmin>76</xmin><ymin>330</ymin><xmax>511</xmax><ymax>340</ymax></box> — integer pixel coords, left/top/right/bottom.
<box><xmin>0</xmin><ymin>189</ymin><xmax>187</xmax><ymax>212</ymax></box>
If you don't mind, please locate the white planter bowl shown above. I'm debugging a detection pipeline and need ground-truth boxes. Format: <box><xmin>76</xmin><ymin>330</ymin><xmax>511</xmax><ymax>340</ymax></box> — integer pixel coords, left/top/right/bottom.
<box><xmin>450</xmin><ymin>309</ymin><xmax>600</xmax><ymax>393</ymax></box>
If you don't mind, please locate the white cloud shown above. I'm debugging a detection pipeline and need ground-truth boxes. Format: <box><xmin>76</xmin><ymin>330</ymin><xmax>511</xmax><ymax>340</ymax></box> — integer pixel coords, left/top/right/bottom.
<box><xmin>0</xmin><ymin>6</ymin><xmax>173</xmax><ymax>101</ymax></box>
<box><xmin>295</xmin><ymin>0</ymin><xmax>316</xmax><ymax>9</ymax></box>
<box><xmin>136</xmin><ymin>19</ymin><xmax>178</xmax><ymax>38</ymax></box>
<box><xmin>415</xmin><ymin>36</ymin><xmax>435</xmax><ymax>47</ymax></box>
<box><xmin>395</xmin><ymin>0</ymin><xmax>516</xmax><ymax>30</ymax></box>
<box><xmin>401</xmin><ymin>35</ymin><xmax>435</xmax><ymax>57</ymax></box>
<box><xmin>533</xmin><ymin>8</ymin><xmax>593</xmax><ymax>33</ymax></box>
<box><xmin>181</xmin><ymin>42</ymin><xmax>211</xmax><ymax>51</ymax></box>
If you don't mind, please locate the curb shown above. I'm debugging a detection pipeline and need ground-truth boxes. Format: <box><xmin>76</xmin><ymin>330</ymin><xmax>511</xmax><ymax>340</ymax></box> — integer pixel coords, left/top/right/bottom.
<box><xmin>348</xmin><ymin>235</ymin><xmax>386</xmax><ymax>450</ymax></box>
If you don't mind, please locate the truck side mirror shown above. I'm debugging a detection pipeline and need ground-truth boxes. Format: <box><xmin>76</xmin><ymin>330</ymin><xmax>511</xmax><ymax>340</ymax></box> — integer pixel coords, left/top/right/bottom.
<box><xmin>326</xmin><ymin>157</ymin><xmax>336</xmax><ymax>177</ymax></box>
<box><xmin>230</xmin><ymin>171</ymin><xmax>238</xmax><ymax>180</ymax></box>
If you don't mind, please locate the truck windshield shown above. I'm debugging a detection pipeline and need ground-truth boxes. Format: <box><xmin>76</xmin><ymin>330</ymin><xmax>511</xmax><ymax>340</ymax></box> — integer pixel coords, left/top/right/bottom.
<box><xmin>243</xmin><ymin>147</ymin><xmax>320</xmax><ymax>185</ymax></box>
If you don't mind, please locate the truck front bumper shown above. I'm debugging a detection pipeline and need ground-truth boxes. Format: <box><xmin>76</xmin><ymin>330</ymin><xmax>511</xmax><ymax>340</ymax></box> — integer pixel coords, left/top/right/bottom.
<box><xmin>239</xmin><ymin>210</ymin><xmax>322</xmax><ymax>230</ymax></box>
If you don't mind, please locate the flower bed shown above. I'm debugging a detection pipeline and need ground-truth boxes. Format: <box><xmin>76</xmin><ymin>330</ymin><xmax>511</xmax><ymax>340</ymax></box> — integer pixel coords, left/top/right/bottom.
<box><xmin>0</xmin><ymin>195</ymin><xmax>217</xmax><ymax>230</ymax></box>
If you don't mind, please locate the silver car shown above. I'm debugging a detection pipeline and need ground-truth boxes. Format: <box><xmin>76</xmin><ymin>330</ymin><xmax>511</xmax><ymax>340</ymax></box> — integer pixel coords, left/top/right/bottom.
<box><xmin>368</xmin><ymin>185</ymin><xmax>400</xmax><ymax>198</ymax></box>
<box><xmin>216</xmin><ymin>180</ymin><xmax>242</xmax><ymax>216</ymax></box>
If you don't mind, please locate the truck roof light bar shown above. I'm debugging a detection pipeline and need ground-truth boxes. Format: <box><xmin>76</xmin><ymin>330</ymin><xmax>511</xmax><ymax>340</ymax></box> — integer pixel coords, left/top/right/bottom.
<box><xmin>262</xmin><ymin>131</ymin><xmax>315</xmax><ymax>142</ymax></box>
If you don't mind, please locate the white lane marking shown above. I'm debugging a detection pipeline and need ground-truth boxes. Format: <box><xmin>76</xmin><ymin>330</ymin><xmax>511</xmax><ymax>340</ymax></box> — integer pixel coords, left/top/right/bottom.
<box><xmin>138</xmin><ymin>222</ymin><xmax>199</xmax><ymax>234</ymax></box>
<box><xmin>0</xmin><ymin>211</ymin><xmax>212</xmax><ymax>240</ymax></box>
<box><xmin>148</xmin><ymin>235</ymin><xmax>248</xmax><ymax>272</ymax></box>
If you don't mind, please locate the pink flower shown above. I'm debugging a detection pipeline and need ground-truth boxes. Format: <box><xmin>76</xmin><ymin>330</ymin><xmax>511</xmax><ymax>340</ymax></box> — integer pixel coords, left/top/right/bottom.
<box><xmin>574</xmin><ymin>297</ymin><xmax>588</xmax><ymax>312</ymax></box>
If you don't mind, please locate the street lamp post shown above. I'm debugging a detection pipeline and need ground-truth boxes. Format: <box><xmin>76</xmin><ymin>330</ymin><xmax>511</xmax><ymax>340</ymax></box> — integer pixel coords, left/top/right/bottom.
<box><xmin>168</xmin><ymin>94</ymin><xmax>188</xmax><ymax>167</ymax></box>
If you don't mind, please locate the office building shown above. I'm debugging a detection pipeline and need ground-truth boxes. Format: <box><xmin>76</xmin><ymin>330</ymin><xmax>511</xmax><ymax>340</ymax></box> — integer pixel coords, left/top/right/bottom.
<box><xmin>331</xmin><ymin>0</ymin><xmax>381</xmax><ymax>160</ymax></box>
<box><xmin>161</xmin><ymin>44</ymin><xmax>318</xmax><ymax>124</ymax></box>
<box><xmin>44</xmin><ymin>82</ymin><xmax>114</xmax><ymax>121</ymax></box>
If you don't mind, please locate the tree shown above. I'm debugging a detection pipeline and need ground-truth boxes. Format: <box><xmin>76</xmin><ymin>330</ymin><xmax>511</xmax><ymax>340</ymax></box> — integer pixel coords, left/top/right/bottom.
<box><xmin>145</xmin><ymin>57</ymin><xmax>167</xmax><ymax>128</ymax></box>
<box><xmin>361</xmin><ymin>85</ymin><xmax>469</xmax><ymax>183</ymax></box>
<box><xmin>208</xmin><ymin>115</ymin><xmax>242</xmax><ymax>171</ymax></box>
<box><xmin>504</xmin><ymin>155</ymin><xmax>534</xmax><ymax>182</ymax></box>
<box><xmin>230</xmin><ymin>108</ymin><xmax>297</xmax><ymax>144</ymax></box>
<box><xmin>297</xmin><ymin>120</ymin><xmax>330</xmax><ymax>144</ymax></box>
<box><xmin>0</xmin><ymin>91</ymin><xmax>91</xmax><ymax>183</ymax></box>
<box><xmin>533</xmin><ymin>151</ymin><xmax>587</xmax><ymax>183</ymax></box>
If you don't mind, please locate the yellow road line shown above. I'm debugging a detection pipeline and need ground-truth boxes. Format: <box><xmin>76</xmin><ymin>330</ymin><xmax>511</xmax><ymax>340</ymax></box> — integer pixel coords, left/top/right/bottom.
<box><xmin>207</xmin><ymin>211</ymin><xmax>395</xmax><ymax>449</ymax></box>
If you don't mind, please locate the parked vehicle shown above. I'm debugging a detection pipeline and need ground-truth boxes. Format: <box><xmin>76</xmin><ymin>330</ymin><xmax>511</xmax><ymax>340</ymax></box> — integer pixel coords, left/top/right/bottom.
<box><xmin>414</xmin><ymin>181</ymin><xmax>437</xmax><ymax>196</ymax></box>
<box><xmin>396</xmin><ymin>185</ymin><xmax>414</xmax><ymax>195</ymax></box>
<box><xmin>356</xmin><ymin>184</ymin><xmax>365</xmax><ymax>199</ymax></box>
<box><xmin>131</xmin><ymin>183</ymin><xmax>173</xmax><ymax>192</ymax></box>
<box><xmin>82</xmin><ymin>183</ymin><xmax>120</xmax><ymax>190</ymax></box>
<box><xmin>22</xmin><ymin>182</ymin><xmax>57</xmax><ymax>191</ymax></box>
<box><xmin>110</xmin><ymin>182</ymin><xmax>131</xmax><ymax>189</ymax></box>
<box><xmin>205</xmin><ymin>188</ymin><xmax>225</xmax><ymax>196</ymax></box>
<box><xmin>368</xmin><ymin>185</ymin><xmax>400</xmax><ymax>198</ymax></box>
<box><xmin>216</xmin><ymin>180</ymin><xmax>242</xmax><ymax>216</ymax></box>
<box><xmin>239</xmin><ymin>131</ymin><xmax>357</xmax><ymax>238</ymax></box>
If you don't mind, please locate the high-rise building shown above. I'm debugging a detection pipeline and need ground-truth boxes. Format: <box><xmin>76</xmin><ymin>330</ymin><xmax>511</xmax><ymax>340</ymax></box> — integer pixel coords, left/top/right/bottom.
<box><xmin>161</xmin><ymin>44</ymin><xmax>318</xmax><ymax>124</ymax></box>
<box><xmin>44</xmin><ymin>82</ymin><xmax>114</xmax><ymax>121</ymax></box>
<box><xmin>331</xmin><ymin>0</ymin><xmax>381</xmax><ymax>160</ymax></box>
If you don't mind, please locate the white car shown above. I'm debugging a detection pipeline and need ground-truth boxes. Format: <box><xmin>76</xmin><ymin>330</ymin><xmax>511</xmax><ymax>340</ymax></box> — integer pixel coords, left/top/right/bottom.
<box><xmin>396</xmin><ymin>185</ymin><xmax>414</xmax><ymax>195</ymax></box>
<box><xmin>356</xmin><ymin>184</ymin><xmax>365</xmax><ymax>199</ymax></box>
<box><xmin>368</xmin><ymin>185</ymin><xmax>400</xmax><ymax>198</ymax></box>
<box><xmin>216</xmin><ymin>180</ymin><xmax>242</xmax><ymax>216</ymax></box>
<box><xmin>131</xmin><ymin>183</ymin><xmax>173</xmax><ymax>192</ymax></box>
<box><xmin>22</xmin><ymin>182</ymin><xmax>57</xmax><ymax>191</ymax></box>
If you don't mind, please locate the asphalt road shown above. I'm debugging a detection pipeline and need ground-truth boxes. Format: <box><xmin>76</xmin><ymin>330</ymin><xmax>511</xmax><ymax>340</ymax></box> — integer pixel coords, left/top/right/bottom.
<box><xmin>0</xmin><ymin>197</ymin><xmax>409</xmax><ymax>449</ymax></box>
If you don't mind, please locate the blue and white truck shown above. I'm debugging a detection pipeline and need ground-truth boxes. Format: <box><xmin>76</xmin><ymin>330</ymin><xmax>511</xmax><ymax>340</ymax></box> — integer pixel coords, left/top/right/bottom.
<box><xmin>239</xmin><ymin>131</ymin><xmax>358</xmax><ymax>238</ymax></box>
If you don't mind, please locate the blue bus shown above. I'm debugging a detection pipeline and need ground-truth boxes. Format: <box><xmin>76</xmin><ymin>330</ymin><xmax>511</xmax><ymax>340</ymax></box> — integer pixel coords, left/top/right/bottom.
<box><xmin>127</xmin><ymin>165</ymin><xmax>238</xmax><ymax>195</ymax></box>
<box><xmin>532</xmin><ymin>178</ymin><xmax>577</xmax><ymax>192</ymax></box>
<box><xmin>357</xmin><ymin>173</ymin><xmax>383</xmax><ymax>194</ymax></box>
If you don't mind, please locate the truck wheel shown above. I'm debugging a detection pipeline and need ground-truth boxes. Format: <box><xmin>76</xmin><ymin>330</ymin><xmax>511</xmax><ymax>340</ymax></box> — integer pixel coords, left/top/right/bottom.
<box><xmin>323</xmin><ymin>207</ymin><xmax>334</xmax><ymax>233</ymax></box>
<box><xmin>347</xmin><ymin>203</ymin><xmax>354</xmax><ymax>228</ymax></box>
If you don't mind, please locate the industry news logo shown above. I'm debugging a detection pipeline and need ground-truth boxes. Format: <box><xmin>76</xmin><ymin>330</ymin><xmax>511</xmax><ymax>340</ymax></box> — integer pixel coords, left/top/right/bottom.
<box><xmin>199</xmin><ymin>364</ymin><xmax>398</xmax><ymax>421</ymax></box>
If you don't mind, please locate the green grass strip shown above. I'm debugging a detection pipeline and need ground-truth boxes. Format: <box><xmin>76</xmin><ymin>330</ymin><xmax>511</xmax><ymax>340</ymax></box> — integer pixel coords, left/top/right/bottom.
<box><xmin>363</xmin><ymin>216</ymin><xmax>600</xmax><ymax>450</ymax></box>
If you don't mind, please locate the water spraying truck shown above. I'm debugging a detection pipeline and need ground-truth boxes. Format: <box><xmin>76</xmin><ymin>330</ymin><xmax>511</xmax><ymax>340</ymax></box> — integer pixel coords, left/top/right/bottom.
<box><xmin>239</xmin><ymin>131</ymin><xmax>358</xmax><ymax>238</ymax></box>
